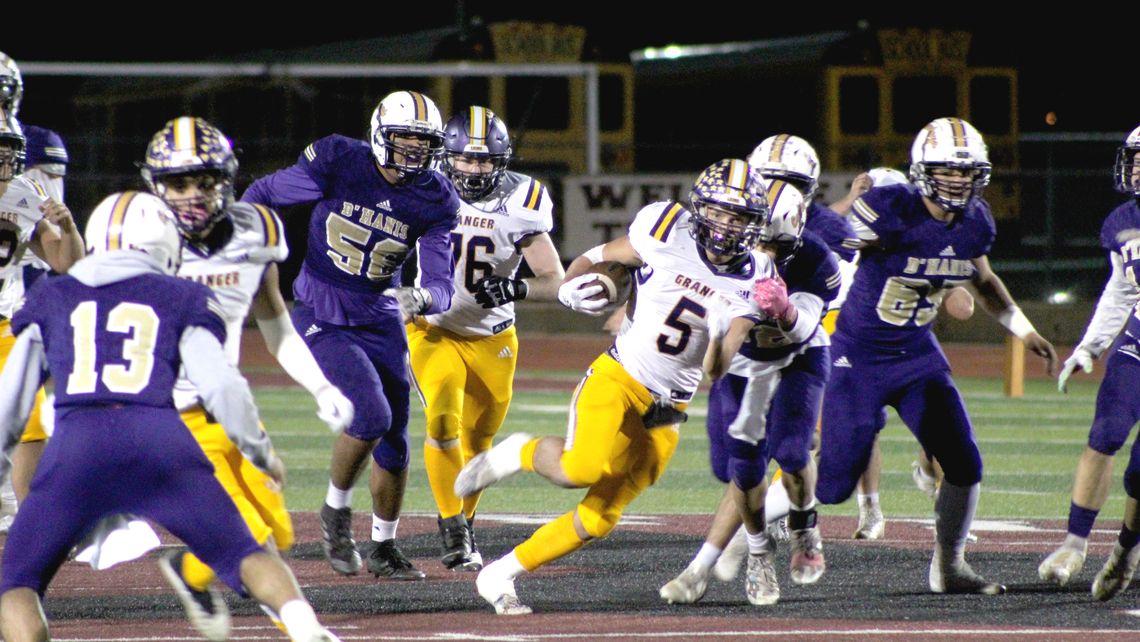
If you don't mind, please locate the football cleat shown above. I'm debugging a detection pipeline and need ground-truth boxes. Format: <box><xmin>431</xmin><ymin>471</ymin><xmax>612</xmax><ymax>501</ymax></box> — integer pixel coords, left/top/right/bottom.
<box><xmin>746</xmin><ymin>550</ymin><xmax>780</xmax><ymax>606</ymax></box>
<box><xmin>790</xmin><ymin>526</ymin><xmax>826</xmax><ymax>585</ymax></box>
<box><xmin>319</xmin><ymin>504</ymin><xmax>362</xmax><ymax>575</ymax></box>
<box><xmin>659</xmin><ymin>563</ymin><xmax>710</xmax><ymax>604</ymax></box>
<box><xmin>853</xmin><ymin>500</ymin><xmax>885</xmax><ymax>540</ymax></box>
<box><xmin>158</xmin><ymin>551</ymin><xmax>231</xmax><ymax>642</ymax></box>
<box><xmin>912</xmin><ymin>460</ymin><xmax>938</xmax><ymax>499</ymax></box>
<box><xmin>476</xmin><ymin>562</ymin><xmax>532</xmax><ymax>615</ymax></box>
<box><xmin>1092</xmin><ymin>542</ymin><xmax>1140</xmax><ymax>601</ymax></box>
<box><xmin>929</xmin><ymin>551</ymin><xmax>1005</xmax><ymax>595</ymax></box>
<box><xmin>1038</xmin><ymin>539</ymin><xmax>1087</xmax><ymax>586</ymax></box>
<box><xmin>367</xmin><ymin>539</ymin><xmax>426</xmax><ymax>580</ymax></box>
<box><xmin>438</xmin><ymin>513</ymin><xmax>480</xmax><ymax>571</ymax></box>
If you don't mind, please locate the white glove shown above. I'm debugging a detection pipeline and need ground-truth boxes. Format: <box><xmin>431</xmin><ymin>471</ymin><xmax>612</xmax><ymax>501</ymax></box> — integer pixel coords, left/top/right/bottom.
<box><xmin>315</xmin><ymin>385</ymin><xmax>354</xmax><ymax>433</ymax></box>
<box><xmin>1057</xmin><ymin>347</ymin><xmax>1094</xmax><ymax>394</ymax></box>
<box><xmin>383</xmin><ymin>287</ymin><xmax>432</xmax><ymax>323</ymax></box>
<box><xmin>557</xmin><ymin>274</ymin><xmax>609</xmax><ymax>316</ymax></box>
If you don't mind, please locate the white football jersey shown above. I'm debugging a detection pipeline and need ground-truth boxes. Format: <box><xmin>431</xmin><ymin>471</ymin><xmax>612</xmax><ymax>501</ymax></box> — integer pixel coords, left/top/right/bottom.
<box><xmin>616</xmin><ymin>202</ymin><xmax>775</xmax><ymax>402</ymax></box>
<box><xmin>172</xmin><ymin>202</ymin><xmax>287</xmax><ymax>410</ymax></box>
<box><xmin>423</xmin><ymin>171</ymin><xmax>553</xmax><ymax>337</ymax></box>
<box><xmin>0</xmin><ymin>177</ymin><xmax>48</xmax><ymax>318</ymax></box>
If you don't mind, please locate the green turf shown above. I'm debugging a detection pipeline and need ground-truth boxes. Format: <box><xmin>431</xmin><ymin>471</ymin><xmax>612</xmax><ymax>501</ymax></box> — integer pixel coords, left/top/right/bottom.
<box><xmin>259</xmin><ymin>374</ymin><xmax>1112</xmax><ymax>521</ymax></box>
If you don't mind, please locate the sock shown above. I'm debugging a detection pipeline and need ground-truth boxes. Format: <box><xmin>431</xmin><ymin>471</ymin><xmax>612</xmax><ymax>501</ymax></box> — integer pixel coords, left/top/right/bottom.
<box><xmin>1067</xmin><ymin>502</ymin><xmax>1099</xmax><ymax>539</ymax></box>
<box><xmin>514</xmin><ymin>512</ymin><xmax>585</xmax><ymax>571</ymax></box>
<box><xmin>486</xmin><ymin>550</ymin><xmax>527</xmax><ymax>582</ymax></box>
<box><xmin>424</xmin><ymin>440</ymin><xmax>465</xmax><ymax>518</ymax></box>
<box><xmin>746</xmin><ymin>529</ymin><xmax>772</xmax><ymax>555</ymax></box>
<box><xmin>325</xmin><ymin>482</ymin><xmax>353</xmax><ymax>510</ymax></box>
<box><xmin>859</xmin><ymin>492</ymin><xmax>880</xmax><ymax>507</ymax></box>
<box><xmin>520</xmin><ymin>437</ymin><xmax>539</xmax><ymax>472</ymax></box>
<box><xmin>279</xmin><ymin>599</ymin><xmax>320</xmax><ymax>641</ymax></box>
<box><xmin>692</xmin><ymin>542</ymin><xmax>721</xmax><ymax>570</ymax></box>
<box><xmin>934</xmin><ymin>481</ymin><xmax>979</xmax><ymax>563</ymax></box>
<box><xmin>1120</xmin><ymin>525</ymin><xmax>1140</xmax><ymax>550</ymax></box>
<box><xmin>372</xmin><ymin>515</ymin><xmax>398</xmax><ymax>542</ymax></box>
<box><xmin>181</xmin><ymin>552</ymin><xmax>217</xmax><ymax>593</ymax></box>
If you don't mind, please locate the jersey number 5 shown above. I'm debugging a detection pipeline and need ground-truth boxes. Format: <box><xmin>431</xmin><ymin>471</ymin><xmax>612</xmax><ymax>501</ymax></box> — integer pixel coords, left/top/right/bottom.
<box><xmin>67</xmin><ymin>301</ymin><xmax>160</xmax><ymax>395</ymax></box>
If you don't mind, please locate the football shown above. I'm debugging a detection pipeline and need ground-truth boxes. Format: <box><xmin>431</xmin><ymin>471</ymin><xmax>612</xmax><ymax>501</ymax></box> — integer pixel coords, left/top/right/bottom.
<box><xmin>582</xmin><ymin>260</ymin><xmax>634</xmax><ymax>311</ymax></box>
<box><xmin>943</xmin><ymin>286</ymin><xmax>975</xmax><ymax>321</ymax></box>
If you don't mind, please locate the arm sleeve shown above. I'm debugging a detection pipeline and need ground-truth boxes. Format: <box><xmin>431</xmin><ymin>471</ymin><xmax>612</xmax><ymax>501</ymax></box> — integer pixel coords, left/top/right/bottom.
<box><xmin>241</xmin><ymin>164</ymin><xmax>324</xmax><ymax>208</ymax></box>
<box><xmin>416</xmin><ymin>217</ymin><xmax>458</xmax><ymax>315</ymax></box>
<box><xmin>784</xmin><ymin>291</ymin><xmax>826</xmax><ymax>344</ymax></box>
<box><xmin>256</xmin><ymin>311</ymin><xmax>332</xmax><ymax>396</ymax></box>
<box><xmin>0</xmin><ymin>324</ymin><xmax>47</xmax><ymax>482</ymax></box>
<box><xmin>1077</xmin><ymin>251</ymin><xmax>1139</xmax><ymax>357</ymax></box>
<box><xmin>179</xmin><ymin>326</ymin><xmax>273</xmax><ymax>471</ymax></box>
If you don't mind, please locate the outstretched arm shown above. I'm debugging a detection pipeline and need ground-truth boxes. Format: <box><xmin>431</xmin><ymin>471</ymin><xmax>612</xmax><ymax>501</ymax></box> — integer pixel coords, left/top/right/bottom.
<box><xmin>971</xmin><ymin>255</ymin><xmax>1057</xmax><ymax>374</ymax></box>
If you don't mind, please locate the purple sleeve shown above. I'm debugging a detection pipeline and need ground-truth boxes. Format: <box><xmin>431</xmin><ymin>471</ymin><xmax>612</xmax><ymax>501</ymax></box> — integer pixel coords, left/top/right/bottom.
<box><xmin>417</xmin><ymin>218</ymin><xmax>458</xmax><ymax>315</ymax></box>
<box><xmin>241</xmin><ymin>164</ymin><xmax>324</xmax><ymax>208</ymax></box>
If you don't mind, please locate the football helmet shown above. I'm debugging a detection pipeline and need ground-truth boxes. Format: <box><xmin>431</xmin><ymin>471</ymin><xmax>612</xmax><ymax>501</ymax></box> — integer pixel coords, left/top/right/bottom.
<box><xmin>140</xmin><ymin>117</ymin><xmax>238</xmax><ymax>237</ymax></box>
<box><xmin>0</xmin><ymin>115</ymin><xmax>25</xmax><ymax>181</ymax></box>
<box><xmin>867</xmin><ymin>167</ymin><xmax>909</xmax><ymax>187</ymax></box>
<box><xmin>758</xmin><ymin>178</ymin><xmax>807</xmax><ymax>265</ymax></box>
<box><xmin>908</xmin><ymin>117</ymin><xmax>991</xmax><ymax>212</ymax></box>
<box><xmin>85</xmin><ymin>192</ymin><xmax>183</xmax><ymax>275</ymax></box>
<box><xmin>369</xmin><ymin>90</ymin><xmax>444</xmax><ymax>185</ymax></box>
<box><xmin>0</xmin><ymin>52</ymin><xmax>22</xmax><ymax>117</ymax></box>
<box><xmin>748</xmin><ymin>134</ymin><xmax>821</xmax><ymax>200</ymax></box>
<box><xmin>1113</xmin><ymin>124</ymin><xmax>1140</xmax><ymax>196</ymax></box>
<box><xmin>688</xmin><ymin>159</ymin><xmax>770</xmax><ymax>257</ymax></box>
<box><xmin>442</xmin><ymin>106</ymin><xmax>512</xmax><ymax>201</ymax></box>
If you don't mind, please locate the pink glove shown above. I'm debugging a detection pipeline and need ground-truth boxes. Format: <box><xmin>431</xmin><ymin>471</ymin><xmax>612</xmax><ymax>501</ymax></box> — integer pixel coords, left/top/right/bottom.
<box><xmin>752</xmin><ymin>276</ymin><xmax>791</xmax><ymax>321</ymax></box>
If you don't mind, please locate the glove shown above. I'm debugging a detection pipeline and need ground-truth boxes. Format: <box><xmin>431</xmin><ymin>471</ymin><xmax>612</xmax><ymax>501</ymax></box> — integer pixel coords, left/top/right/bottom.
<box><xmin>557</xmin><ymin>274</ymin><xmax>609</xmax><ymax>316</ymax></box>
<box><xmin>1057</xmin><ymin>347</ymin><xmax>1094</xmax><ymax>394</ymax></box>
<box><xmin>642</xmin><ymin>401</ymin><xmax>689</xmax><ymax>428</ymax></box>
<box><xmin>383</xmin><ymin>287</ymin><xmax>432</xmax><ymax>322</ymax></box>
<box><xmin>315</xmin><ymin>385</ymin><xmax>354</xmax><ymax>433</ymax></box>
<box><xmin>752</xmin><ymin>275</ymin><xmax>791</xmax><ymax>321</ymax></box>
<box><xmin>475</xmin><ymin>276</ymin><xmax>528</xmax><ymax>309</ymax></box>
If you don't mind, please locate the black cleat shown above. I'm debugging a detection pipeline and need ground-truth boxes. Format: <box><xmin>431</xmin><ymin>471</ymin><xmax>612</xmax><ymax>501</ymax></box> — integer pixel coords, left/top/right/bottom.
<box><xmin>319</xmin><ymin>504</ymin><xmax>362</xmax><ymax>575</ymax></box>
<box><xmin>367</xmin><ymin>539</ymin><xmax>426</xmax><ymax>580</ymax></box>
<box><xmin>438</xmin><ymin>514</ymin><xmax>481</xmax><ymax>571</ymax></box>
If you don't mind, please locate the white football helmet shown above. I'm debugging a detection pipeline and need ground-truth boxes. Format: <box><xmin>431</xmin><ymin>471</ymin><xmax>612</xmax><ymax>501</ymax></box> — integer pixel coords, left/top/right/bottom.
<box><xmin>1114</xmin><ymin>124</ymin><xmax>1140</xmax><ymax>196</ymax></box>
<box><xmin>0</xmin><ymin>115</ymin><xmax>24</xmax><ymax>181</ymax></box>
<box><xmin>867</xmin><ymin>167</ymin><xmax>909</xmax><ymax>187</ymax></box>
<box><xmin>85</xmin><ymin>192</ymin><xmax>183</xmax><ymax>275</ymax></box>
<box><xmin>0</xmin><ymin>52</ymin><xmax>21</xmax><ymax>117</ymax></box>
<box><xmin>748</xmin><ymin>134</ymin><xmax>821</xmax><ymax>200</ymax></box>
<box><xmin>908</xmin><ymin>117</ymin><xmax>991</xmax><ymax>212</ymax></box>
<box><xmin>369</xmin><ymin>90</ymin><xmax>444</xmax><ymax>185</ymax></box>
<box><xmin>758</xmin><ymin>178</ymin><xmax>807</xmax><ymax>265</ymax></box>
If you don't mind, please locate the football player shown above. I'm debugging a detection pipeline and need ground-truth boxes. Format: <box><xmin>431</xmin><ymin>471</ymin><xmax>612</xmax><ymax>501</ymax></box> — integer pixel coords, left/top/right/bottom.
<box><xmin>409</xmin><ymin>106</ymin><xmax>564</xmax><ymax>571</ymax></box>
<box><xmin>660</xmin><ymin>178</ymin><xmax>839</xmax><ymax>606</ymax></box>
<box><xmin>453</xmin><ymin>159</ymin><xmax>776</xmax><ymax>615</ymax></box>
<box><xmin>815</xmin><ymin>117</ymin><xmax>1056</xmax><ymax>594</ymax></box>
<box><xmin>0</xmin><ymin>192</ymin><xmax>341</xmax><ymax>642</ymax></box>
<box><xmin>138</xmin><ymin>117</ymin><xmax>351</xmax><ymax>638</ymax></box>
<box><xmin>242</xmin><ymin>90</ymin><xmax>460</xmax><ymax>580</ymax></box>
<box><xmin>0</xmin><ymin>113</ymin><xmax>81</xmax><ymax>531</ymax></box>
<box><xmin>1039</xmin><ymin>124</ymin><xmax>1140</xmax><ymax>600</ymax></box>
<box><xmin>0</xmin><ymin>52</ymin><xmax>75</xmax><ymax>529</ymax></box>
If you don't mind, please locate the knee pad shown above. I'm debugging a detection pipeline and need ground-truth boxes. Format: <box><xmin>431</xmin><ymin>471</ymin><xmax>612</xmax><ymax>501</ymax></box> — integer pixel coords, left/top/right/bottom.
<box><xmin>560</xmin><ymin>452</ymin><xmax>605</xmax><ymax>488</ymax></box>
<box><xmin>727</xmin><ymin>438</ymin><xmax>766</xmax><ymax>491</ymax></box>
<box><xmin>577</xmin><ymin>502</ymin><xmax>620</xmax><ymax>538</ymax></box>
<box><xmin>373</xmin><ymin>428</ymin><xmax>410</xmax><ymax>472</ymax></box>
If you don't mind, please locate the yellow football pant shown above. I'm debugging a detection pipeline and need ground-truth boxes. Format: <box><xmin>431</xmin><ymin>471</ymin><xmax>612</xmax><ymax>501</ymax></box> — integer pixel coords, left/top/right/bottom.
<box><xmin>408</xmin><ymin>320</ymin><xmax>517</xmax><ymax>519</ymax></box>
<box><xmin>514</xmin><ymin>353</ymin><xmax>682</xmax><ymax>572</ymax></box>
<box><xmin>178</xmin><ymin>406</ymin><xmax>293</xmax><ymax>591</ymax></box>
<box><xmin>0</xmin><ymin>319</ymin><xmax>47</xmax><ymax>442</ymax></box>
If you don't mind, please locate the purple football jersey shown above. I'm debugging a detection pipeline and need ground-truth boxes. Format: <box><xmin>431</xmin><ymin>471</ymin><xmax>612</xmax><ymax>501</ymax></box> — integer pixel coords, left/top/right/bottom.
<box><xmin>806</xmin><ymin>201</ymin><xmax>858</xmax><ymax>262</ymax></box>
<box><xmin>1100</xmin><ymin>200</ymin><xmax>1140</xmax><ymax>339</ymax></box>
<box><xmin>837</xmin><ymin>184</ymin><xmax>995</xmax><ymax>350</ymax></box>
<box><xmin>14</xmin><ymin>274</ymin><xmax>225</xmax><ymax>409</ymax></box>
<box><xmin>242</xmin><ymin>134</ymin><xmax>460</xmax><ymax>326</ymax></box>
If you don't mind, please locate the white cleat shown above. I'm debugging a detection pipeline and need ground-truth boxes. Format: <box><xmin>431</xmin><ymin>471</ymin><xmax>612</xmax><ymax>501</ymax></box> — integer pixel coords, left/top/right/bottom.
<box><xmin>789</xmin><ymin>526</ymin><xmax>826</xmax><ymax>585</ymax></box>
<box><xmin>0</xmin><ymin>512</ymin><xmax>13</xmax><ymax>534</ymax></box>
<box><xmin>1038</xmin><ymin>540</ymin><xmax>1087</xmax><ymax>587</ymax></box>
<box><xmin>853</xmin><ymin>502</ymin><xmax>885</xmax><ymax>540</ymax></box>
<box><xmin>455</xmin><ymin>433</ymin><xmax>532</xmax><ymax>498</ymax></box>
<box><xmin>912</xmin><ymin>460</ymin><xmax>938</xmax><ymax>499</ymax></box>
<box><xmin>713</xmin><ymin>526</ymin><xmax>747</xmax><ymax>582</ymax></box>
<box><xmin>476</xmin><ymin>563</ymin><xmax>532</xmax><ymax>615</ymax></box>
<box><xmin>745</xmin><ymin>550</ymin><xmax>780</xmax><ymax>606</ymax></box>
<box><xmin>659</xmin><ymin>564</ymin><xmax>710</xmax><ymax>604</ymax></box>
<box><xmin>1092</xmin><ymin>542</ymin><xmax>1140</xmax><ymax>601</ymax></box>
